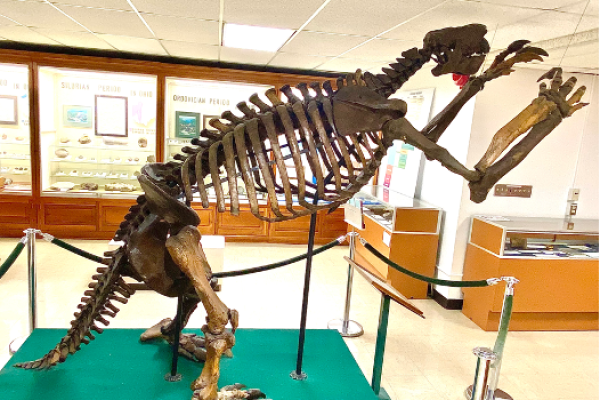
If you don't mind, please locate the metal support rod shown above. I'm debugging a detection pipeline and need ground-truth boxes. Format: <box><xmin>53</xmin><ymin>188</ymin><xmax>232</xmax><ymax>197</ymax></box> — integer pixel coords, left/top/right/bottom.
<box><xmin>165</xmin><ymin>293</ymin><xmax>184</xmax><ymax>382</ymax></box>
<box><xmin>327</xmin><ymin>231</ymin><xmax>363</xmax><ymax>337</ymax></box>
<box><xmin>25</xmin><ymin>228</ymin><xmax>40</xmax><ymax>333</ymax></box>
<box><xmin>292</xmin><ymin>206</ymin><xmax>318</xmax><ymax>380</ymax></box>
<box><xmin>470</xmin><ymin>347</ymin><xmax>497</xmax><ymax>400</ymax></box>
<box><xmin>372</xmin><ymin>294</ymin><xmax>391</xmax><ymax>395</ymax></box>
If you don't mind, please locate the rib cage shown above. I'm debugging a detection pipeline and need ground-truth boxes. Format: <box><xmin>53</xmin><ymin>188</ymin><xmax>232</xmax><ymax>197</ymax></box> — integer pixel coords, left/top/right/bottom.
<box><xmin>173</xmin><ymin>77</ymin><xmax>390</xmax><ymax>222</ymax></box>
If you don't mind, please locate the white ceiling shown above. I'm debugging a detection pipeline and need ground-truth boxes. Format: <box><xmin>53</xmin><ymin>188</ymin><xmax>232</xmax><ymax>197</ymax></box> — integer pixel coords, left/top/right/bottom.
<box><xmin>0</xmin><ymin>0</ymin><xmax>597</xmax><ymax>75</ymax></box>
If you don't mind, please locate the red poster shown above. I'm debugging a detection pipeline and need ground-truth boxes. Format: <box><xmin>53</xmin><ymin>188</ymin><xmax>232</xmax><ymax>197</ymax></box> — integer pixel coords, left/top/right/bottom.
<box><xmin>383</xmin><ymin>164</ymin><xmax>393</xmax><ymax>188</ymax></box>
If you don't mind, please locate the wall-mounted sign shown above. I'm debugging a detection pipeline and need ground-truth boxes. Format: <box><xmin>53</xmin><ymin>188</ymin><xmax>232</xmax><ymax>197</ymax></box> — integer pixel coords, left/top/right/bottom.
<box><xmin>63</xmin><ymin>105</ymin><xmax>92</xmax><ymax>128</ymax></box>
<box><xmin>0</xmin><ymin>95</ymin><xmax>17</xmax><ymax>125</ymax></box>
<box><xmin>175</xmin><ymin>111</ymin><xmax>201</xmax><ymax>138</ymax></box>
<box><xmin>95</xmin><ymin>95</ymin><xmax>128</xmax><ymax>137</ymax></box>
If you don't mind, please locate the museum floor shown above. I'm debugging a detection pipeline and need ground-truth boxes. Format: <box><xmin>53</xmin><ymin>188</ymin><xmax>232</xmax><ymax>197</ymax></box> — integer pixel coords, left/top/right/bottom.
<box><xmin>0</xmin><ymin>238</ymin><xmax>597</xmax><ymax>400</ymax></box>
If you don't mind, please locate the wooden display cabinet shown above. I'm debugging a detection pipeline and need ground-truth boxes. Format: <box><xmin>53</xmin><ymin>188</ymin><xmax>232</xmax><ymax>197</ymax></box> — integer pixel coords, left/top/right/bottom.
<box><xmin>462</xmin><ymin>216</ymin><xmax>599</xmax><ymax>331</ymax></box>
<box><xmin>0</xmin><ymin>48</ymin><xmax>349</xmax><ymax>245</ymax></box>
<box><xmin>351</xmin><ymin>186</ymin><xmax>441</xmax><ymax>299</ymax></box>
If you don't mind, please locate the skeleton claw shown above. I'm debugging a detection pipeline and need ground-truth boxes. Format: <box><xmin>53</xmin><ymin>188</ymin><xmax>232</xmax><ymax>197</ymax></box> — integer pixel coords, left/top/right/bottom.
<box><xmin>484</xmin><ymin>44</ymin><xmax>547</xmax><ymax>80</ymax></box>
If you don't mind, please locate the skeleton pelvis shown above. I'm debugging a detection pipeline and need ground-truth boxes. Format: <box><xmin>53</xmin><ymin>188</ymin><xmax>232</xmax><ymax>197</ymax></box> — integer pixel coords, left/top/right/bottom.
<box><xmin>128</xmin><ymin>213</ymin><xmax>190</xmax><ymax>297</ymax></box>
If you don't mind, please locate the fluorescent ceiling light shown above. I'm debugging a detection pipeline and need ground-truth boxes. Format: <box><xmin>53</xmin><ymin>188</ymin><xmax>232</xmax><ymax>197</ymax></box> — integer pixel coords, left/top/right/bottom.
<box><xmin>223</xmin><ymin>23</ymin><xmax>294</xmax><ymax>52</ymax></box>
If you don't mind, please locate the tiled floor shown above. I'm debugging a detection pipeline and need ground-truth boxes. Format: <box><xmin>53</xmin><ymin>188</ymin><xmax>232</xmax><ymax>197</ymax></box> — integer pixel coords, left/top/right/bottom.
<box><xmin>0</xmin><ymin>237</ymin><xmax>597</xmax><ymax>400</ymax></box>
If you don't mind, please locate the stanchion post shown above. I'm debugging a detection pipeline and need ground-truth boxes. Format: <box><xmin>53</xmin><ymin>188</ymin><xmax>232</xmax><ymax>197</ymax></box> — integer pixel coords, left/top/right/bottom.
<box><xmin>25</xmin><ymin>228</ymin><xmax>41</xmax><ymax>333</ymax></box>
<box><xmin>327</xmin><ymin>231</ymin><xmax>364</xmax><ymax>337</ymax></box>
<box><xmin>371</xmin><ymin>294</ymin><xmax>391</xmax><ymax>400</ymax></box>
<box><xmin>465</xmin><ymin>277</ymin><xmax>518</xmax><ymax>400</ymax></box>
<box><xmin>488</xmin><ymin>277</ymin><xmax>518</xmax><ymax>397</ymax></box>
<box><xmin>470</xmin><ymin>347</ymin><xmax>497</xmax><ymax>400</ymax></box>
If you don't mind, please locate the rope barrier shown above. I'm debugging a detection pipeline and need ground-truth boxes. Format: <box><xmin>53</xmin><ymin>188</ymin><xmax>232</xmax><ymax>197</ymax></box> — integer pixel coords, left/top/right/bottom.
<box><xmin>358</xmin><ymin>237</ymin><xmax>492</xmax><ymax>288</ymax></box>
<box><xmin>40</xmin><ymin>233</ymin><xmax>106</xmax><ymax>264</ymax></box>
<box><xmin>212</xmin><ymin>236</ymin><xmax>346</xmax><ymax>278</ymax></box>
<box><xmin>0</xmin><ymin>237</ymin><xmax>26</xmax><ymax>280</ymax></box>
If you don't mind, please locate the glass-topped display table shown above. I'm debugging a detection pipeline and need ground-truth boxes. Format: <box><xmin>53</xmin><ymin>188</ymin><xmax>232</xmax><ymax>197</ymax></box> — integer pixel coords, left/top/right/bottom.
<box><xmin>349</xmin><ymin>186</ymin><xmax>441</xmax><ymax>299</ymax></box>
<box><xmin>462</xmin><ymin>216</ymin><xmax>599</xmax><ymax>331</ymax></box>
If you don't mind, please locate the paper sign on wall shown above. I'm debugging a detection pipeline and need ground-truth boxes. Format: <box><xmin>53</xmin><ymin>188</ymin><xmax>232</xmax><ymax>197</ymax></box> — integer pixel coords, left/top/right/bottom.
<box><xmin>383</xmin><ymin>165</ymin><xmax>393</xmax><ymax>187</ymax></box>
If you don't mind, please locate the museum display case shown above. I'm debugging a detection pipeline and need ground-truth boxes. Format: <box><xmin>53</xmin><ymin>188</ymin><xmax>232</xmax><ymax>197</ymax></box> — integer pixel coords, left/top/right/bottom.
<box><xmin>164</xmin><ymin>77</ymin><xmax>270</xmax><ymax>201</ymax></box>
<box><xmin>350</xmin><ymin>185</ymin><xmax>441</xmax><ymax>299</ymax></box>
<box><xmin>0</xmin><ymin>49</ymin><xmax>348</xmax><ymax>242</ymax></box>
<box><xmin>38</xmin><ymin>67</ymin><xmax>157</xmax><ymax>198</ymax></box>
<box><xmin>462</xmin><ymin>216</ymin><xmax>599</xmax><ymax>330</ymax></box>
<box><xmin>0</xmin><ymin>63</ymin><xmax>32</xmax><ymax>195</ymax></box>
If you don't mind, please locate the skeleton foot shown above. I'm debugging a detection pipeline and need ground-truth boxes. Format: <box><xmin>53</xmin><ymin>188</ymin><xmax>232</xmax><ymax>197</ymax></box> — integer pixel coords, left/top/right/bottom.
<box><xmin>210</xmin><ymin>384</ymin><xmax>266</xmax><ymax>399</ymax></box>
<box><xmin>190</xmin><ymin>329</ymin><xmax>236</xmax><ymax>400</ymax></box>
<box><xmin>140</xmin><ymin>319</ymin><xmax>232</xmax><ymax>362</ymax></box>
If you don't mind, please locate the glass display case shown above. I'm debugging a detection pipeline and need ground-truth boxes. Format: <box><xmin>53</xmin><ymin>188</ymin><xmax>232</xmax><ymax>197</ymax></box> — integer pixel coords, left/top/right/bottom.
<box><xmin>38</xmin><ymin>67</ymin><xmax>157</xmax><ymax>198</ymax></box>
<box><xmin>165</xmin><ymin>78</ymin><xmax>270</xmax><ymax>201</ymax></box>
<box><xmin>0</xmin><ymin>63</ymin><xmax>32</xmax><ymax>194</ymax></box>
<box><xmin>476</xmin><ymin>216</ymin><xmax>598</xmax><ymax>259</ymax></box>
<box><xmin>350</xmin><ymin>185</ymin><xmax>440</xmax><ymax>232</ymax></box>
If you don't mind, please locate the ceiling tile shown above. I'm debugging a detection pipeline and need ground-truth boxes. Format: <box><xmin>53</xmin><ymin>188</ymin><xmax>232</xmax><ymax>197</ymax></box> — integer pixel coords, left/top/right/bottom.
<box><xmin>0</xmin><ymin>14</ymin><xmax>20</xmax><ymax>26</ymax></box>
<box><xmin>268</xmin><ymin>52</ymin><xmax>333</xmax><ymax>70</ymax></box>
<box><xmin>0</xmin><ymin>25</ymin><xmax>60</xmax><ymax>44</ymax></box>
<box><xmin>342</xmin><ymin>38</ymin><xmax>422</xmax><ymax>62</ymax></box>
<box><xmin>490</xmin><ymin>10</ymin><xmax>582</xmax><ymax>48</ymax></box>
<box><xmin>563</xmin><ymin>40</ymin><xmax>599</xmax><ymax>58</ymax></box>
<box><xmin>50</xmin><ymin>0</ymin><xmax>133</xmax><ymax>11</ymax></box>
<box><xmin>160</xmin><ymin>40</ymin><xmax>219</xmax><ymax>60</ymax></box>
<box><xmin>0</xmin><ymin>0</ymin><xmax>86</xmax><ymax>30</ymax></box>
<box><xmin>97</xmin><ymin>33</ymin><xmax>167</xmax><ymax>54</ymax></box>
<box><xmin>382</xmin><ymin>0</ymin><xmax>544</xmax><ymax>41</ymax></box>
<box><xmin>556</xmin><ymin>0</ymin><xmax>589</xmax><ymax>14</ymax></box>
<box><xmin>316</xmin><ymin>57</ymin><xmax>384</xmax><ymax>73</ymax></box>
<box><xmin>280</xmin><ymin>31</ymin><xmax>368</xmax><ymax>57</ymax></box>
<box><xmin>32</xmin><ymin>28</ymin><xmax>115</xmax><ymax>49</ymax></box>
<box><xmin>56</xmin><ymin>5</ymin><xmax>154</xmax><ymax>38</ymax></box>
<box><xmin>560</xmin><ymin>52</ymin><xmax>599</xmax><ymax>69</ymax></box>
<box><xmin>219</xmin><ymin>47</ymin><xmax>273</xmax><ymax>65</ymax></box>
<box><xmin>142</xmin><ymin>14</ymin><xmax>218</xmax><ymax>44</ymax></box>
<box><xmin>132</xmin><ymin>0</ymin><xmax>219</xmax><ymax>20</ymax></box>
<box><xmin>575</xmin><ymin>16</ymin><xmax>598</xmax><ymax>33</ymax></box>
<box><xmin>307</xmin><ymin>0</ymin><xmax>447</xmax><ymax>37</ymax></box>
<box><xmin>223</xmin><ymin>0</ymin><xmax>325</xmax><ymax>30</ymax></box>
<box><xmin>472</xmin><ymin>0</ymin><xmax>586</xmax><ymax>9</ymax></box>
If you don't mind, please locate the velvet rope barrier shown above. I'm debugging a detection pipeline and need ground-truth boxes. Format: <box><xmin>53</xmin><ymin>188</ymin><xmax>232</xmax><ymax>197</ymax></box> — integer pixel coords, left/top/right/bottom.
<box><xmin>0</xmin><ymin>237</ymin><xmax>27</xmax><ymax>280</ymax></box>
<box><xmin>358</xmin><ymin>237</ymin><xmax>492</xmax><ymax>288</ymax></box>
<box><xmin>41</xmin><ymin>233</ymin><xmax>107</xmax><ymax>264</ymax></box>
<box><xmin>212</xmin><ymin>236</ymin><xmax>346</xmax><ymax>278</ymax></box>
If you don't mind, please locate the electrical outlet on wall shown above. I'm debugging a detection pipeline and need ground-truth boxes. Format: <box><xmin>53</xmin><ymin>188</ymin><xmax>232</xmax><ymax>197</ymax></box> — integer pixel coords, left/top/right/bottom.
<box><xmin>567</xmin><ymin>202</ymin><xmax>578</xmax><ymax>216</ymax></box>
<box><xmin>568</xmin><ymin>188</ymin><xmax>580</xmax><ymax>202</ymax></box>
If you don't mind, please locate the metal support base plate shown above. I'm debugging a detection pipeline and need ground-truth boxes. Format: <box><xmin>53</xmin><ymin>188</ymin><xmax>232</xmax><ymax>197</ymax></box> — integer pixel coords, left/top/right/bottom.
<box><xmin>327</xmin><ymin>319</ymin><xmax>364</xmax><ymax>337</ymax></box>
<box><xmin>164</xmin><ymin>373</ymin><xmax>182</xmax><ymax>382</ymax></box>
<box><xmin>465</xmin><ymin>384</ymin><xmax>514</xmax><ymax>400</ymax></box>
<box><xmin>290</xmin><ymin>370</ymin><xmax>307</xmax><ymax>381</ymax></box>
<box><xmin>376</xmin><ymin>387</ymin><xmax>391</xmax><ymax>400</ymax></box>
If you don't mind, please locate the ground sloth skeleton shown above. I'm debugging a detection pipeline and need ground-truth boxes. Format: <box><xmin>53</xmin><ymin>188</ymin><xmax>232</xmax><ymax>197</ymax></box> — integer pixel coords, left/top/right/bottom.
<box><xmin>15</xmin><ymin>24</ymin><xmax>588</xmax><ymax>400</ymax></box>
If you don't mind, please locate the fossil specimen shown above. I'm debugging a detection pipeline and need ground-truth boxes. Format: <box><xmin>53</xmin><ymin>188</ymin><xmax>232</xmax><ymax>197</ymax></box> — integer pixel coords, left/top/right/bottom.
<box><xmin>15</xmin><ymin>24</ymin><xmax>587</xmax><ymax>400</ymax></box>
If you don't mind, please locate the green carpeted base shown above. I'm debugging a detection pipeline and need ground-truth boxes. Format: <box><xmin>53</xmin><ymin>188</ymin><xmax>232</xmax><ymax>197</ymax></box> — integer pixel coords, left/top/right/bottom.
<box><xmin>1</xmin><ymin>329</ymin><xmax>379</xmax><ymax>400</ymax></box>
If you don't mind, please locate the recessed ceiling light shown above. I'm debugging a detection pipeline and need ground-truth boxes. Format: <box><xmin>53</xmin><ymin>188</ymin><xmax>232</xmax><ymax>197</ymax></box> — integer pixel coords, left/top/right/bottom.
<box><xmin>222</xmin><ymin>23</ymin><xmax>295</xmax><ymax>52</ymax></box>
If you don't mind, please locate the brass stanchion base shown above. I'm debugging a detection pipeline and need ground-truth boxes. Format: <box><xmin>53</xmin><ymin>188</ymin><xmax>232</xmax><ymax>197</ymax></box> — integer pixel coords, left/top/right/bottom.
<box><xmin>465</xmin><ymin>384</ymin><xmax>514</xmax><ymax>400</ymax></box>
<box><xmin>327</xmin><ymin>319</ymin><xmax>364</xmax><ymax>337</ymax></box>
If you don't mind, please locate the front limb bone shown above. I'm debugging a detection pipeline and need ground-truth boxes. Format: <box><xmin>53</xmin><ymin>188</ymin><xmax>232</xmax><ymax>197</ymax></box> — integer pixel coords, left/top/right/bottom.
<box><xmin>384</xmin><ymin>118</ymin><xmax>480</xmax><ymax>182</ymax></box>
<box><xmin>166</xmin><ymin>226</ymin><xmax>236</xmax><ymax>400</ymax></box>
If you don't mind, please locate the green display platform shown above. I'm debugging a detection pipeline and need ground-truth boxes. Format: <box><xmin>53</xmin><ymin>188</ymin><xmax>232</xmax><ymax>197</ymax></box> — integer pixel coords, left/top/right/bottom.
<box><xmin>1</xmin><ymin>329</ymin><xmax>379</xmax><ymax>400</ymax></box>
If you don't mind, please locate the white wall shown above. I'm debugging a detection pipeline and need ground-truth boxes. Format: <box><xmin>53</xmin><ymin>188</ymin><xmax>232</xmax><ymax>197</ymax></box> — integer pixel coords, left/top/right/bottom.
<box><xmin>400</xmin><ymin>67</ymin><xmax>478</xmax><ymax>298</ymax></box>
<box><xmin>449</xmin><ymin>69</ymin><xmax>599</xmax><ymax>299</ymax></box>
